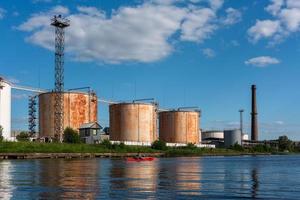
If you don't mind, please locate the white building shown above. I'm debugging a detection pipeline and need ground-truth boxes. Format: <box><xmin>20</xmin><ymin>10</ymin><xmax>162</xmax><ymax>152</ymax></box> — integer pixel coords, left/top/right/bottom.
<box><xmin>0</xmin><ymin>77</ymin><xmax>12</xmax><ymax>141</ymax></box>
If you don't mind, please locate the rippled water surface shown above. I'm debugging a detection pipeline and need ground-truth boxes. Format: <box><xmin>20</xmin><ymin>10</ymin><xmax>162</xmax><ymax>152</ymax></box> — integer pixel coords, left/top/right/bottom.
<box><xmin>1</xmin><ymin>156</ymin><xmax>300</xmax><ymax>199</ymax></box>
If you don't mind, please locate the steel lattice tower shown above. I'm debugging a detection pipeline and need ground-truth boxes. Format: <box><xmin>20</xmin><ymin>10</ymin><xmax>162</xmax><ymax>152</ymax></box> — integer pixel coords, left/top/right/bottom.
<box><xmin>28</xmin><ymin>95</ymin><xmax>37</xmax><ymax>137</ymax></box>
<box><xmin>51</xmin><ymin>15</ymin><xmax>70</xmax><ymax>141</ymax></box>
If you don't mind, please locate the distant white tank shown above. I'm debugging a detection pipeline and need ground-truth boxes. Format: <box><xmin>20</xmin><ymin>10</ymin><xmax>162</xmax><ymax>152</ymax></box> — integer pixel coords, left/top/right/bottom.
<box><xmin>242</xmin><ymin>134</ymin><xmax>249</xmax><ymax>140</ymax></box>
<box><xmin>202</xmin><ymin>130</ymin><xmax>224</xmax><ymax>140</ymax></box>
<box><xmin>0</xmin><ymin>77</ymin><xmax>12</xmax><ymax>141</ymax></box>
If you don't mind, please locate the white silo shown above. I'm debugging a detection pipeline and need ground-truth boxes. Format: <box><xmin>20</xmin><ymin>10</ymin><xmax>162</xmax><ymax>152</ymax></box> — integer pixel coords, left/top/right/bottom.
<box><xmin>0</xmin><ymin>77</ymin><xmax>12</xmax><ymax>141</ymax></box>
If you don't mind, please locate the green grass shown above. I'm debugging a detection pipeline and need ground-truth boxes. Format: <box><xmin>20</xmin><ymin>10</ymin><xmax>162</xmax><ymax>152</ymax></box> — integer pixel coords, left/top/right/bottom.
<box><xmin>0</xmin><ymin>141</ymin><xmax>277</xmax><ymax>157</ymax></box>
<box><xmin>0</xmin><ymin>142</ymin><xmax>159</xmax><ymax>154</ymax></box>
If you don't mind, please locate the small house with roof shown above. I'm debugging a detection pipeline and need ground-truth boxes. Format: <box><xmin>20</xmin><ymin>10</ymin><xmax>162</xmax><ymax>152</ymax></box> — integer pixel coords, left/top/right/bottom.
<box><xmin>79</xmin><ymin>122</ymin><xmax>105</xmax><ymax>144</ymax></box>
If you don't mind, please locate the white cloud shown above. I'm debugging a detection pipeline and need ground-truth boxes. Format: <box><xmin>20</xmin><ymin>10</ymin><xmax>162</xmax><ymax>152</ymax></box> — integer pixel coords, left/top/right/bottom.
<box><xmin>18</xmin><ymin>6</ymin><xmax>69</xmax><ymax>32</ymax></box>
<box><xmin>209</xmin><ymin>0</ymin><xmax>224</xmax><ymax>11</ymax></box>
<box><xmin>0</xmin><ymin>7</ymin><xmax>6</xmax><ymax>19</ymax></box>
<box><xmin>248</xmin><ymin>20</ymin><xmax>281</xmax><ymax>42</ymax></box>
<box><xmin>265</xmin><ymin>0</ymin><xmax>284</xmax><ymax>16</ymax></box>
<box><xmin>222</xmin><ymin>8</ymin><xmax>242</xmax><ymax>25</ymax></box>
<box><xmin>245</xmin><ymin>56</ymin><xmax>280</xmax><ymax>67</ymax></box>
<box><xmin>275</xmin><ymin>120</ymin><xmax>284</xmax><ymax>125</ymax></box>
<box><xmin>77</xmin><ymin>6</ymin><xmax>104</xmax><ymax>17</ymax></box>
<box><xmin>286</xmin><ymin>0</ymin><xmax>300</xmax><ymax>8</ymax></box>
<box><xmin>202</xmin><ymin>48</ymin><xmax>215</xmax><ymax>58</ymax></box>
<box><xmin>249</xmin><ymin>0</ymin><xmax>300</xmax><ymax>44</ymax></box>
<box><xmin>280</xmin><ymin>8</ymin><xmax>300</xmax><ymax>31</ymax></box>
<box><xmin>18</xmin><ymin>1</ymin><xmax>236</xmax><ymax>63</ymax></box>
<box><xmin>180</xmin><ymin>8</ymin><xmax>217</xmax><ymax>42</ymax></box>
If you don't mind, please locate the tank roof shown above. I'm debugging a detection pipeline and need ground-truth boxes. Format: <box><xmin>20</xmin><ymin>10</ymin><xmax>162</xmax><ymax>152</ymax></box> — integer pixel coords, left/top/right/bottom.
<box><xmin>0</xmin><ymin>76</ymin><xmax>12</xmax><ymax>85</ymax></box>
<box><xmin>111</xmin><ymin>102</ymin><xmax>157</xmax><ymax>106</ymax></box>
<box><xmin>38</xmin><ymin>91</ymin><xmax>95</xmax><ymax>96</ymax></box>
<box><xmin>159</xmin><ymin>109</ymin><xmax>201</xmax><ymax>113</ymax></box>
<box><xmin>203</xmin><ymin>130</ymin><xmax>224</xmax><ymax>133</ymax></box>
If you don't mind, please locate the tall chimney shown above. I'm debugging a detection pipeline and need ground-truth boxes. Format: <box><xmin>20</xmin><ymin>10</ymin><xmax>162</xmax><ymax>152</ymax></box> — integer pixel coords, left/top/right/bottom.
<box><xmin>251</xmin><ymin>85</ymin><xmax>258</xmax><ymax>141</ymax></box>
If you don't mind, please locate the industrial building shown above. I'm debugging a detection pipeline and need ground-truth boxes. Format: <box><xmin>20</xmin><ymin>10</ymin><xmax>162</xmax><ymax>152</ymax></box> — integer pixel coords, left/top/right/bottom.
<box><xmin>202</xmin><ymin>130</ymin><xmax>224</xmax><ymax>141</ymax></box>
<box><xmin>0</xmin><ymin>77</ymin><xmax>12</xmax><ymax>141</ymax></box>
<box><xmin>0</xmin><ymin>15</ymin><xmax>261</xmax><ymax>147</ymax></box>
<box><xmin>109</xmin><ymin>102</ymin><xmax>158</xmax><ymax>143</ymax></box>
<box><xmin>224</xmin><ymin>129</ymin><xmax>242</xmax><ymax>148</ymax></box>
<box><xmin>159</xmin><ymin>108</ymin><xmax>200</xmax><ymax>144</ymax></box>
<box><xmin>79</xmin><ymin>122</ymin><xmax>109</xmax><ymax>144</ymax></box>
<box><xmin>39</xmin><ymin>91</ymin><xmax>98</xmax><ymax>139</ymax></box>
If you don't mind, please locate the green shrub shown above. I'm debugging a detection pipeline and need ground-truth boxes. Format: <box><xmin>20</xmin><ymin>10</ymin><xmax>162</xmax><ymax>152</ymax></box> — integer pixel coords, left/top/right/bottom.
<box><xmin>230</xmin><ymin>143</ymin><xmax>244</xmax><ymax>151</ymax></box>
<box><xmin>186</xmin><ymin>143</ymin><xmax>197</xmax><ymax>149</ymax></box>
<box><xmin>63</xmin><ymin>127</ymin><xmax>81</xmax><ymax>143</ymax></box>
<box><xmin>16</xmin><ymin>132</ymin><xmax>30</xmax><ymax>142</ymax></box>
<box><xmin>251</xmin><ymin>144</ymin><xmax>273</xmax><ymax>152</ymax></box>
<box><xmin>151</xmin><ymin>140</ymin><xmax>167</xmax><ymax>150</ymax></box>
<box><xmin>100</xmin><ymin>139</ymin><xmax>112</xmax><ymax>149</ymax></box>
<box><xmin>278</xmin><ymin>135</ymin><xmax>294</xmax><ymax>152</ymax></box>
<box><xmin>119</xmin><ymin>142</ymin><xmax>126</xmax><ymax>149</ymax></box>
<box><xmin>0</xmin><ymin>125</ymin><xmax>3</xmax><ymax>142</ymax></box>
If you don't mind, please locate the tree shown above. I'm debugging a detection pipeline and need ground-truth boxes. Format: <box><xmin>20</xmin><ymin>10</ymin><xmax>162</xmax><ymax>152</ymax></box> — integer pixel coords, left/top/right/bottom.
<box><xmin>186</xmin><ymin>143</ymin><xmax>197</xmax><ymax>149</ymax></box>
<box><xmin>278</xmin><ymin>135</ymin><xmax>293</xmax><ymax>152</ymax></box>
<box><xmin>100</xmin><ymin>139</ymin><xmax>112</xmax><ymax>149</ymax></box>
<box><xmin>151</xmin><ymin>140</ymin><xmax>167</xmax><ymax>150</ymax></box>
<box><xmin>16</xmin><ymin>131</ymin><xmax>30</xmax><ymax>142</ymax></box>
<box><xmin>63</xmin><ymin>127</ymin><xmax>81</xmax><ymax>143</ymax></box>
<box><xmin>0</xmin><ymin>125</ymin><xmax>3</xmax><ymax>142</ymax></box>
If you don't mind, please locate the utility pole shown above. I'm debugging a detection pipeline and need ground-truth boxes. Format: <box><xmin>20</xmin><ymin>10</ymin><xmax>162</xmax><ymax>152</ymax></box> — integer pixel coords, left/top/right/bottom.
<box><xmin>239</xmin><ymin>109</ymin><xmax>244</xmax><ymax>143</ymax></box>
<box><xmin>51</xmin><ymin>15</ymin><xmax>70</xmax><ymax>141</ymax></box>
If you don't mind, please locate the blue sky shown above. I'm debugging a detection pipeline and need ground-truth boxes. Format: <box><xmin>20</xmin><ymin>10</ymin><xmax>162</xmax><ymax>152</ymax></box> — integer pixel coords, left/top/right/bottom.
<box><xmin>0</xmin><ymin>0</ymin><xmax>300</xmax><ymax>140</ymax></box>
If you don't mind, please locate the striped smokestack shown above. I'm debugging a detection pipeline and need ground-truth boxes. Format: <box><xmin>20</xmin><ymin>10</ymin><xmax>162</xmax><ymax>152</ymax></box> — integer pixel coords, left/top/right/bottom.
<box><xmin>251</xmin><ymin>85</ymin><xmax>258</xmax><ymax>141</ymax></box>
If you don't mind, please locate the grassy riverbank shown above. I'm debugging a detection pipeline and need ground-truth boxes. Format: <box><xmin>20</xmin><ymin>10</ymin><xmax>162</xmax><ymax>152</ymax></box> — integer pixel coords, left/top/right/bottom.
<box><xmin>0</xmin><ymin>141</ymin><xmax>281</xmax><ymax>157</ymax></box>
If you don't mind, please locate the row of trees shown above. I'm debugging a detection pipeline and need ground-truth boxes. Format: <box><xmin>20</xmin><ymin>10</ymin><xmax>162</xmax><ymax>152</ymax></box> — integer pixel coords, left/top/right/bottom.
<box><xmin>0</xmin><ymin>126</ymin><xmax>81</xmax><ymax>143</ymax></box>
<box><xmin>0</xmin><ymin>125</ymin><xmax>299</xmax><ymax>152</ymax></box>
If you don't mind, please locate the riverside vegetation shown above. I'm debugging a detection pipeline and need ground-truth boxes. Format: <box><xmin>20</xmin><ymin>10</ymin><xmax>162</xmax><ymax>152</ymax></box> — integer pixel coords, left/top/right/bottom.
<box><xmin>0</xmin><ymin>127</ymin><xmax>299</xmax><ymax>156</ymax></box>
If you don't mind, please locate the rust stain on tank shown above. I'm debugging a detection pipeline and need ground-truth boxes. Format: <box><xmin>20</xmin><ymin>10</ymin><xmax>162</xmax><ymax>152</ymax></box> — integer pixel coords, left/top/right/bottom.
<box><xmin>109</xmin><ymin>103</ymin><xmax>157</xmax><ymax>143</ymax></box>
<box><xmin>159</xmin><ymin>111</ymin><xmax>200</xmax><ymax>144</ymax></box>
<box><xmin>39</xmin><ymin>92</ymin><xmax>98</xmax><ymax>138</ymax></box>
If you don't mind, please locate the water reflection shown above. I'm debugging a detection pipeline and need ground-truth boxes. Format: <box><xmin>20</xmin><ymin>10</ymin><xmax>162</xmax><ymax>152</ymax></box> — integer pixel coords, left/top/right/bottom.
<box><xmin>109</xmin><ymin>161</ymin><xmax>158</xmax><ymax>199</ymax></box>
<box><xmin>251</xmin><ymin>168</ymin><xmax>259</xmax><ymax>199</ymax></box>
<box><xmin>38</xmin><ymin>159</ymin><xmax>100</xmax><ymax>199</ymax></box>
<box><xmin>1</xmin><ymin>156</ymin><xmax>300</xmax><ymax>199</ymax></box>
<box><xmin>0</xmin><ymin>161</ymin><xmax>14</xmax><ymax>200</ymax></box>
<box><xmin>174</xmin><ymin>158</ymin><xmax>202</xmax><ymax>196</ymax></box>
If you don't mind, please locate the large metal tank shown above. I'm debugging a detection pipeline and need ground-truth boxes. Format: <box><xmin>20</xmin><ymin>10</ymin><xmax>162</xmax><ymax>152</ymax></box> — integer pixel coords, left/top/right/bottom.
<box><xmin>39</xmin><ymin>92</ymin><xmax>98</xmax><ymax>138</ymax></box>
<box><xmin>224</xmin><ymin>129</ymin><xmax>241</xmax><ymax>148</ymax></box>
<box><xmin>109</xmin><ymin>103</ymin><xmax>158</xmax><ymax>143</ymax></box>
<box><xmin>202</xmin><ymin>130</ymin><xmax>224</xmax><ymax>140</ymax></box>
<box><xmin>0</xmin><ymin>77</ymin><xmax>12</xmax><ymax>141</ymax></box>
<box><xmin>159</xmin><ymin>110</ymin><xmax>200</xmax><ymax>144</ymax></box>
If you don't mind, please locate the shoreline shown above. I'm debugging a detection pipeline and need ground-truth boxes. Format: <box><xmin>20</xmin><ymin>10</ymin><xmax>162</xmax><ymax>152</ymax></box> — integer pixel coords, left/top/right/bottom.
<box><xmin>0</xmin><ymin>152</ymin><xmax>278</xmax><ymax>160</ymax></box>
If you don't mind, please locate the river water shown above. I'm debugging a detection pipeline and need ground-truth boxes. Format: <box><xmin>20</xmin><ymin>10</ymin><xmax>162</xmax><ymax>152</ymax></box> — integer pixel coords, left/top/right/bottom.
<box><xmin>0</xmin><ymin>155</ymin><xmax>300</xmax><ymax>199</ymax></box>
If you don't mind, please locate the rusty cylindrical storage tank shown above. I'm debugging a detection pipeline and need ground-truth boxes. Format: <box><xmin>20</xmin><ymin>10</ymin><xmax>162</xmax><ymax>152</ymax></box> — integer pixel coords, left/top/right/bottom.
<box><xmin>159</xmin><ymin>110</ymin><xmax>200</xmax><ymax>144</ymax></box>
<box><xmin>39</xmin><ymin>92</ymin><xmax>98</xmax><ymax>138</ymax></box>
<box><xmin>109</xmin><ymin>103</ymin><xmax>158</xmax><ymax>143</ymax></box>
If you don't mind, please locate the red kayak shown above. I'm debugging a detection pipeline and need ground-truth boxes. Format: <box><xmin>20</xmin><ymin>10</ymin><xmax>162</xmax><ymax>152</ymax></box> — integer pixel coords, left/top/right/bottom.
<box><xmin>126</xmin><ymin>157</ymin><xmax>155</xmax><ymax>162</ymax></box>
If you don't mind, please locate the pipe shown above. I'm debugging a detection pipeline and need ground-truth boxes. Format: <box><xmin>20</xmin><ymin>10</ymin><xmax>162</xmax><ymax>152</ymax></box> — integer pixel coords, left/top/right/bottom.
<box><xmin>11</xmin><ymin>85</ymin><xmax>48</xmax><ymax>93</ymax></box>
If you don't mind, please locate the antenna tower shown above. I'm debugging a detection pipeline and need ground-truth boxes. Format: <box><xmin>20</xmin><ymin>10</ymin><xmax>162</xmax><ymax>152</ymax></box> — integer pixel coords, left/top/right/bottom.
<box><xmin>51</xmin><ymin>15</ymin><xmax>70</xmax><ymax>141</ymax></box>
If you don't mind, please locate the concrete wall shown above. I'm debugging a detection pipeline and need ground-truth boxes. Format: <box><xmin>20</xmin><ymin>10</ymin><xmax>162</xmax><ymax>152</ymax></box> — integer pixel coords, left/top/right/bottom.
<box><xmin>0</xmin><ymin>79</ymin><xmax>12</xmax><ymax>141</ymax></box>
